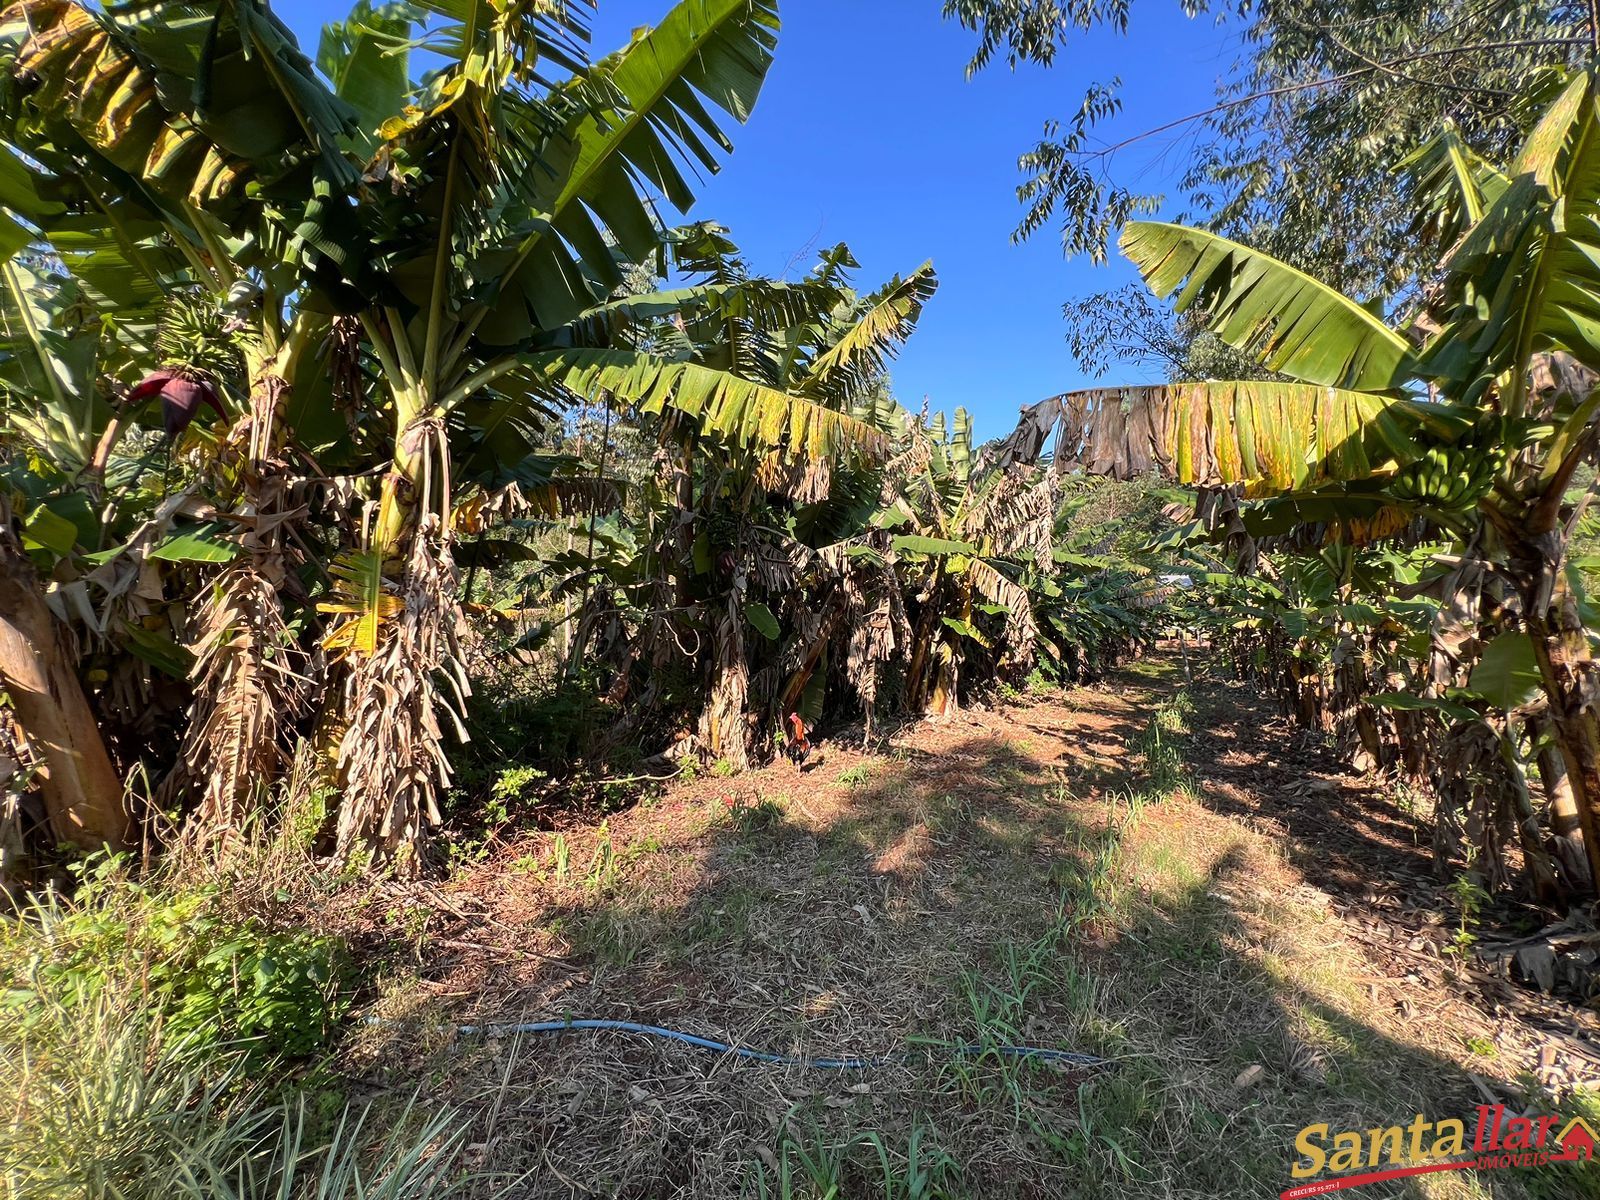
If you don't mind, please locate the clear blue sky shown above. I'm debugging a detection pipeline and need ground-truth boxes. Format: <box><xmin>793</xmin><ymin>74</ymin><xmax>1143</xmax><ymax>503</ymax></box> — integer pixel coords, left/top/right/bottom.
<box><xmin>274</xmin><ymin>0</ymin><xmax>1240</xmax><ymax>439</ymax></box>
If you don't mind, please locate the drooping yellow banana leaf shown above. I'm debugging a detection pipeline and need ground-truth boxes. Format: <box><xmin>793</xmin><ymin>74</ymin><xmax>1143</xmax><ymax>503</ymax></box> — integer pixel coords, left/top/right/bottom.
<box><xmin>994</xmin><ymin>382</ymin><xmax>1434</xmax><ymax>496</ymax></box>
<box><xmin>521</xmin><ymin>348</ymin><xmax>891</xmax><ymax>461</ymax></box>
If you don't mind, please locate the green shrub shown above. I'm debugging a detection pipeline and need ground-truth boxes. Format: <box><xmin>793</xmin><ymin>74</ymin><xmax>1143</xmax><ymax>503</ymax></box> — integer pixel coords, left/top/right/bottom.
<box><xmin>1</xmin><ymin>855</ymin><xmax>347</xmax><ymax>1062</ymax></box>
<box><xmin>0</xmin><ymin>860</ymin><xmax>490</xmax><ymax>1200</ymax></box>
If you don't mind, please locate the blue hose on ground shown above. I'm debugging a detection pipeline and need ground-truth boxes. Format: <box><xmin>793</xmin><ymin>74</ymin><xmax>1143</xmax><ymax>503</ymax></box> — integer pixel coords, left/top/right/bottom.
<box><xmin>444</xmin><ymin>1017</ymin><xmax>1108</xmax><ymax>1069</ymax></box>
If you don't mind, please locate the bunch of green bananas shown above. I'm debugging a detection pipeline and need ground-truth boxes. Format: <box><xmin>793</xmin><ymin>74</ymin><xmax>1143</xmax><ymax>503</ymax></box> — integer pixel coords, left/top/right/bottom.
<box><xmin>1389</xmin><ymin>443</ymin><xmax>1506</xmax><ymax>508</ymax></box>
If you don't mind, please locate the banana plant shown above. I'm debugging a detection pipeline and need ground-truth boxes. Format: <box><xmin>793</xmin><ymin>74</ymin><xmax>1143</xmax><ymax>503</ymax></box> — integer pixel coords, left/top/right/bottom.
<box><xmin>0</xmin><ymin>86</ymin><xmax>248</xmax><ymax>853</ymax></box>
<box><xmin>540</xmin><ymin>230</ymin><xmax>935</xmax><ymax>767</ymax></box>
<box><xmin>0</xmin><ymin>0</ymin><xmax>380</xmax><ymax>859</ymax></box>
<box><xmin>1026</xmin><ymin>552</ymin><xmax>1160</xmax><ymax>684</ymax></box>
<box><xmin>871</xmin><ymin>406</ymin><xmax>1057</xmax><ymax>716</ymax></box>
<box><xmin>0</xmin><ymin>0</ymin><xmax>921</xmax><ymax>867</ymax></box>
<box><xmin>1002</xmin><ymin>67</ymin><xmax>1600</xmax><ymax>891</ymax></box>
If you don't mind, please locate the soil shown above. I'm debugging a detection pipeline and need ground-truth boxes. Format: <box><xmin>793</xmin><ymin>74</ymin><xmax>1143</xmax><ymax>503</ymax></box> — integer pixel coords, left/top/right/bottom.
<box><xmin>339</xmin><ymin>658</ymin><xmax>1600</xmax><ymax>1199</ymax></box>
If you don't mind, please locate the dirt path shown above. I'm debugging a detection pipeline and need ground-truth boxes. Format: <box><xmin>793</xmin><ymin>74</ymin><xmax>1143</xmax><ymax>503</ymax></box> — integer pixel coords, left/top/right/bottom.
<box><xmin>344</xmin><ymin>659</ymin><xmax>1600</xmax><ymax>1199</ymax></box>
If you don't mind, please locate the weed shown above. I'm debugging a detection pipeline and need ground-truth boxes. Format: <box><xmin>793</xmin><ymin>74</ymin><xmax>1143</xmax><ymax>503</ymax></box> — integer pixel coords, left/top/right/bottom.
<box><xmin>453</xmin><ymin>662</ymin><xmax>614</xmax><ymax>791</ymax></box>
<box><xmin>492</xmin><ymin>765</ymin><xmax>547</xmax><ymax>805</ymax></box>
<box><xmin>724</xmin><ymin>792</ymin><xmax>784</xmax><ymax>836</ymax></box>
<box><xmin>573</xmin><ymin>906</ymin><xmax>650</xmax><ymax>968</ymax></box>
<box><xmin>287</xmin><ymin>781</ymin><xmax>335</xmax><ymax>855</ymax></box>
<box><xmin>744</xmin><ymin>1122</ymin><xmax>962</xmax><ymax>1200</ymax></box>
<box><xmin>0</xmin><ymin>991</ymin><xmax>487</xmax><ymax>1200</ymax></box>
<box><xmin>1070</xmin><ymin>1072</ymin><xmax>1155</xmax><ymax>1180</ymax></box>
<box><xmin>444</xmin><ymin>772</ymin><xmax>526</xmax><ymax>869</ymax></box>
<box><xmin>1</xmin><ymin>856</ymin><xmax>346</xmax><ymax>1063</ymax></box>
<box><xmin>837</xmin><ymin>763</ymin><xmax>873</xmax><ymax>787</ymax></box>
<box><xmin>1444</xmin><ymin>871</ymin><xmax>1489</xmax><ymax>962</ymax></box>
<box><xmin>1154</xmin><ymin>690</ymin><xmax>1194</xmax><ymax>734</ymax></box>
<box><xmin>622</xmin><ymin>835</ymin><xmax>663</xmax><ymax>863</ymax></box>
<box><xmin>1128</xmin><ymin>692</ymin><xmax>1192</xmax><ymax>799</ymax></box>
<box><xmin>1523</xmin><ymin>1090</ymin><xmax>1600</xmax><ymax>1200</ymax></box>
<box><xmin>680</xmin><ymin>885</ymin><xmax>765</xmax><ymax>948</ymax></box>
<box><xmin>0</xmin><ymin>862</ymin><xmax>486</xmax><ymax>1200</ymax></box>
<box><xmin>1391</xmin><ymin>777</ymin><xmax>1432</xmax><ymax>823</ymax></box>
<box><xmin>584</xmin><ymin>823</ymin><xmax>622</xmax><ymax>894</ymax></box>
<box><xmin>384</xmin><ymin>903</ymin><xmax>430</xmax><ymax>954</ymax></box>
<box><xmin>924</xmin><ymin>793</ymin><xmax>973</xmax><ymax>838</ymax></box>
<box><xmin>601</xmin><ymin>780</ymin><xmax>636</xmax><ymax>811</ymax></box>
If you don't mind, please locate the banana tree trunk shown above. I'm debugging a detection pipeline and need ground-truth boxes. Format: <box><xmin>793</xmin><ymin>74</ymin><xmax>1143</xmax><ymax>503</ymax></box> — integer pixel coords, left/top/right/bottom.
<box><xmin>926</xmin><ymin>575</ymin><xmax>974</xmax><ymax>720</ymax></box>
<box><xmin>1532</xmin><ymin>716</ymin><xmax>1593</xmax><ymax>893</ymax></box>
<box><xmin>1525</xmin><ymin>619</ymin><xmax>1600</xmax><ymax>892</ymax></box>
<box><xmin>905</xmin><ymin>563</ymin><xmax>946</xmax><ymax>714</ymax></box>
<box><xmin>1515</xmin><ymin>535</ymin><xmax>1600</xmax><ymax>893</ymax></box>
<box><xmin>927</xmin><ymin>639</ymin><xmax>958</xmax><ymax>719</ymax></box>
<box><xmin>334</xmin><ymin>357</ymin><xmax>461</xmax><ymax>869</ymax></box>
<box><xmin>169</xmin><ymin>356</ymin><xmax>311</xmax><ymax>846</ymax></box>
<box><xmin>0</xmin><ymin>549</ymin><xmax>128</xmax><ymax>850</ymax></box>
<box><xmin>374</xmin><ymin>417</ymin><xmax>432</xmax><ymax>561</ymax></box>
<box><xmin>698</xmin><ymin>588</ymin><xmax>750</xmax><ymax>771</ymax></box>
<box><xmin>778</xmin><ymin>587</ymin><xmax>845</xmax><ymax>720</ymax></box>
<box><xmin>1501</xmin><ymin>718</ymin><xmax>1562</xmax><ymax>902</ymax></box>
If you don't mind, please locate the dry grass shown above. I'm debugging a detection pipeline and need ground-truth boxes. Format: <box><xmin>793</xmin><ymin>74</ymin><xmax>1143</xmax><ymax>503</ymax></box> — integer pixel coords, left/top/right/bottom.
<box><xmin>334</xmin><ymin>661</ymin><xmax>1600</xmax><ymax>1199</ymax></box>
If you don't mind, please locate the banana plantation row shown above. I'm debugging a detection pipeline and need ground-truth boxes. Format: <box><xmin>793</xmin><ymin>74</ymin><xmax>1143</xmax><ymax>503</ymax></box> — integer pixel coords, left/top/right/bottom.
<box><xmin>2</xmin><ymin>0</ymin><xmax>1600</xmax><ymax>922</ymax></box>
<box><xmin>0</xmin><ymin>0</ymin><xmax>1158</xmax><ymax>882</ymax></box>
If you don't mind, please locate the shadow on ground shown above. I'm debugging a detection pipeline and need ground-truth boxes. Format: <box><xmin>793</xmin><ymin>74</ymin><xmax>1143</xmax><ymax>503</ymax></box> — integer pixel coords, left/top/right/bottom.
<box><xmin>344</xmin><ymin>663</ymin><xmax>1593</xmax><ymax>1200</ymax></box>
<box><xmin>1186</xmin><ymin>676</ymin><xmax>1441</xmax><ymax>900</ymax></box>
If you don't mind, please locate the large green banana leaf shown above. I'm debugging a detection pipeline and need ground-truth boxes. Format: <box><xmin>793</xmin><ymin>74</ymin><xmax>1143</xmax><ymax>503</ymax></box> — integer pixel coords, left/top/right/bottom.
<box><xmin>1426</xmin><ymin>69</ymin><xmax>1600</xmax><ymax>405</ymax></box>
<box><xmin>410</xmin><ymin>0</ymin><xmax>592</xmax><ymax>80</ymax></box>
<box><xmin>318</xmin><ymin>0</ymin><xmax>417</xmax><ymax>156</ymax></box>
<box><xmin>799</xmin><ymin>263</ymin><xmax>938</xmax><ymax>401</ymax></box>
<box><xmin>0</xmin><ymin>0</ymin><xmax>365</xmax><ymax>305</ymax></box>
<box><xmin>1120</xmin><ymin>221</ymin><xmax>1414</xmax><ymax>391</ymax></box>
<box><xmin>0</xmin><ymin>258</ymin><xmax>105</xmax><ymax>473</ymax></box>
<box><xmin>476</xmin><ymin>0</ymin><xmax>780</xmax><ymax>343</ymax></box>
<box><xmin>0</xmin><ymin>131</ymin><xmax>196</xmax><ymax>470</ymax></box>
<box><xmin>535</xmin><ymin>284</ymin><xmax>791</xmax><ymax>351</ymax></box>
<box><xmin>1399</xmin><ymin>127</ymin><xmax>1510</xmax><ymax>252</ymax></box>
<box><xmin>0</xmin><ymin>0</ymin><xmax>358</xmax><ymax>211</ymax></box>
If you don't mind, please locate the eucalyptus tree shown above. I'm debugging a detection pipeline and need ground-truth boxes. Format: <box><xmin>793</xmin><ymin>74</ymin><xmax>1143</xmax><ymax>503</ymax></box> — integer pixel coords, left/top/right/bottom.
<box><xmin>945</xmin><ymin>0</ymin><xmax>1589</xmax><ymax>298</ymax></box>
